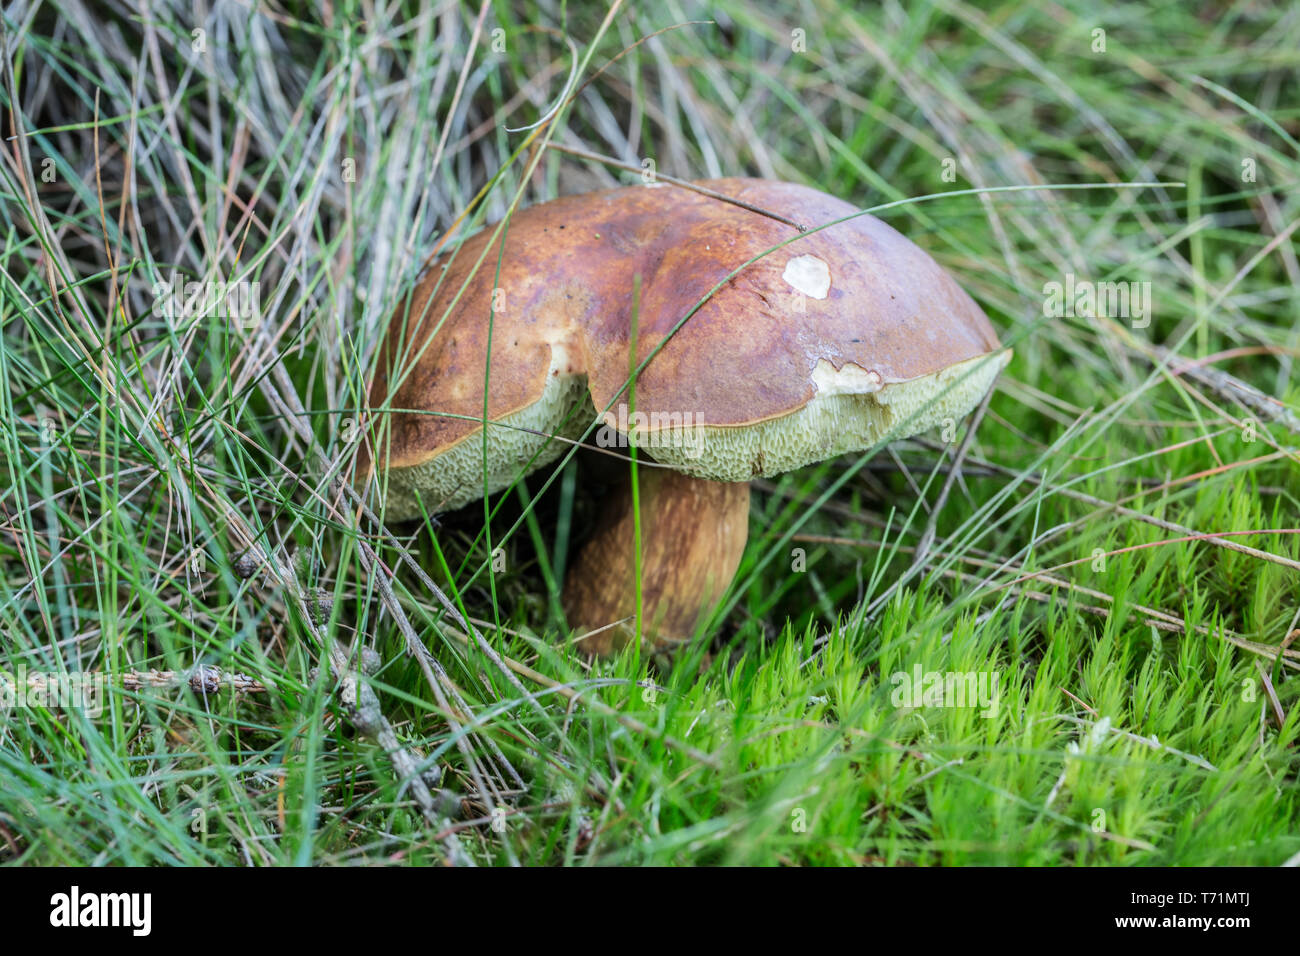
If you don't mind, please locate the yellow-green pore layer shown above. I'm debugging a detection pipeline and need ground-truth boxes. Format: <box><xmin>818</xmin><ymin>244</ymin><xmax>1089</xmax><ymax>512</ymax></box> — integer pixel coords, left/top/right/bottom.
<box><xmin>363</xmin><ymin>179</ymin><xmax>1009</xmax><ymax>517</ymax></box>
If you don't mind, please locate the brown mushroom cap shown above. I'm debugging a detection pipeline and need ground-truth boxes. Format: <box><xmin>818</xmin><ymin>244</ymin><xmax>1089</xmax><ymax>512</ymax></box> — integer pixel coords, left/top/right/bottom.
<box><xmin>364</xmin><ymin>178</ymin><xmax>1009</xmax><ymax>517</ymax></box>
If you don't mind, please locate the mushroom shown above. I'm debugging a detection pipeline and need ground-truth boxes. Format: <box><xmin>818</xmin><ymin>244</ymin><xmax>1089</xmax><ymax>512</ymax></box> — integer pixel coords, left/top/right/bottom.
<box><xmin>361</xmin><ymin>178</ymin><xmax>1010</xmax><ymax>656</ymax></box>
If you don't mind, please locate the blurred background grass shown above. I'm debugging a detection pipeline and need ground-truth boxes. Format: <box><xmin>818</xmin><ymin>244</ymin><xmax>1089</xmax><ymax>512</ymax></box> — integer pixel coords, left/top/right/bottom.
<box><xmin>0</xmin><ymin>0</ymin><xmax>1297</xmax><ymax>865</ymax></box>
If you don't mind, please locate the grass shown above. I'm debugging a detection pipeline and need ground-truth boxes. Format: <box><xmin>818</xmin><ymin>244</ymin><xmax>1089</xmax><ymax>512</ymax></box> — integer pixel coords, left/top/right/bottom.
<box><xmin>1</xmin><ymin>0</ymin><xmax>1298</xmax><ymax>866</ymax></box>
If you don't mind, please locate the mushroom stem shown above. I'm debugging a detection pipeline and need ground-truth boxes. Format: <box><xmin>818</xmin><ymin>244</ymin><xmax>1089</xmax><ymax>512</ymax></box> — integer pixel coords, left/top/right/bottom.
<box><xmin>562</xmin><ymin>468</ymin><xmax>750</xmax><ymax>656</ymax></box>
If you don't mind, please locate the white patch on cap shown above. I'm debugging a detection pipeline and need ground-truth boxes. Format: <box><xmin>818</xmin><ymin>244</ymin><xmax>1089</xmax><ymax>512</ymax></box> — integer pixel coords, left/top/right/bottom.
<box><xmin>782</xmin><ymin>255</ymin><xmax>830</xmax><ymax>299</ymax></box>
<box><xmin>811</xmin><ymin>360</ymin><xmax>883</xmax><ymax>396</ymax></box>
<box><xmin>642</xmin><ymin>350</ymin><xmax>1012</xmax><ymax>481</ymax></box>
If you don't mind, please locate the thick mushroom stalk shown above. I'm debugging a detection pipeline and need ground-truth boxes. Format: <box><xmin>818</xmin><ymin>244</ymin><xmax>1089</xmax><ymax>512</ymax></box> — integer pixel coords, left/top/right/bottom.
<box><xmin>562</xmin><ymin>468</ymin><xmax>749</xmax><ymax>656</ymax></box>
